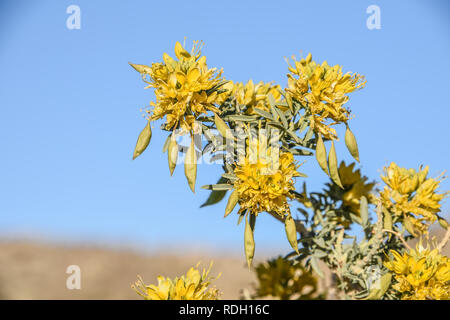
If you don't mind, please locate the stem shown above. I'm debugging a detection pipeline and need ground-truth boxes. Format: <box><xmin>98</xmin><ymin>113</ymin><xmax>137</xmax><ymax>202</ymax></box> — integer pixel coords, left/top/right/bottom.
<box><xmin>437</xmin><ymin>227</ymin><xmax>449</xmax><ymax>252</ymax></box>
<box><xmin>382</xmin><ymin>229</ymin><xmax>412</xmax><ymax>251</ymax></box>
<box><xmin>267</xmin><ymin>211</ymin><xmax>309</xmax><ymax>236</ymax></box>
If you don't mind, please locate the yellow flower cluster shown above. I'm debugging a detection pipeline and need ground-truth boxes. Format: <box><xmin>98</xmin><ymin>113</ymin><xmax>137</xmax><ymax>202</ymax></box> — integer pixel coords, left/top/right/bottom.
<box><xmin>252</xmin><ymin>256</ymin><xmax>323</xmax><ymax>300</ymax></box>
<box><xmin>131</xmin><ymin>41</ymin><xmax>227</xmax><ymax>133</ymax></box>
<box><xmin>286</xmin><ymin>53</ymin><xmax>366</xmax><ymax>140</ymax></box>
<box><xmin>320</xmin><ymin>161</ymin><xmax>375</xmax><ymax>227</ymax></box>
<box><xmin>132</xmin><ymin>262</ymin><xmax>221</xmax><ymax>300</ymax></box>
<box><xmin>384</xmin><ymin>245</ymin><xmax>449</xmax><ymax>300</ymax></box>
<box><xmin>229</xmin><ymin>80</ymin><xmax>283</xmax><ymax>114</ymax></box>
<box><xmin>380</xmin><ymin>162</ymin><xmax>448</xmax><ymax>235</ymax></box>
<box><xmin>338</xmin><ymin>162</ymin><xmax>375</xmax><ymax>215</ymax></box>
<box><xmin>233</xmin><ymin>141</ymin><xmax>301</xmax><ymax>216</ymax></box>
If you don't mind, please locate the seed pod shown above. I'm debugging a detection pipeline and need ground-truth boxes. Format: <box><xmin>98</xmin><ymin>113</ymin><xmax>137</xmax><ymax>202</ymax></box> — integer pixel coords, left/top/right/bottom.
<box><xmin>244</xmin><ymin>214</ymin><xmax>255</xmax><ymax>268</ymax></box>
<box><xmin>224</xmin><ymin>189</ymin><xmax>239</xmax><ymax>218</ymax></box>
<box><xmin>315</xmin><ymin>134</ymin><xmax>329</xmax><ymax>175</ymax></box>
<box><xmin>168</xmin><ymin>137</ymin><xmax>178</xmax><ymax>176</ymax></box>
<box><xmin>132</xmin><ymin>121</ymin><xmax>152</xmax><ymax>160</ymax></box>
<box><xmin>437</xmin><ymin>215</ymin><xmax>448</xmax><ymax>230</ymax></box>
<box><xmin>328</xmin><ymin>141</ymin><xmax>343</xmax><ymax>189</ymax></box>
<box><xmin>285</xmin><ymin>215</ymin><xmax>299</xmax><ymax>254</ymax></box>
<box><xmin>184</xmin><ymin>136</ymin><xmax>197</xmax><ymax>193</ymax></box>
<box><xmin>345</xmin><ymin>125</ymin><xmax>360</xmax><ymax>162</ymax></box>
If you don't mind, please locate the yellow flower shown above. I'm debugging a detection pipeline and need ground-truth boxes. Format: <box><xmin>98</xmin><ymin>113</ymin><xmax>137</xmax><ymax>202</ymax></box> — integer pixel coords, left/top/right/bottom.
<box><xmin>324</xmin><ymin>161</ymin><xmax>375</xmax><ymax>226</ymax></box>
<box><xmin>380</xmin><ymin>162</ymin><xmax>448</xmax><ymax>235</ymax></box>
<box><xmin>286</xmin><ymin>53</ymin><xmax>366</xmax><ymax>140</ymax></box>
<box><xmin>132</xmin><ymin>262</ymin><xmax>221</xmax><ymax>300</ymax></box>
<box><xmin>384</xmin><ymin>245</ymin><xmax>449</xmax><ymax>300</ymax></box>
<box><xmin>339</xmin><ymin>162</ymin><xmax>375</xmax><ymax>214</ymax></box>
<box><xmin>231</xmin><ymin>80</ymin><xmax>283</xmax><ymax>114</ymax></box>
<box><xmin>131</xmin><ymin>41</ymin><xmax>228</xmax><ymax>133</ymax></box>
<box><xmin>233</xmin><ymin>139</ymin><xmax>301</xmax><ymax>217</ymax></box>
<box><xmin>252</xmin><ymin>256</ymin><xmax>323</xmax><ymax>300</ymax></box>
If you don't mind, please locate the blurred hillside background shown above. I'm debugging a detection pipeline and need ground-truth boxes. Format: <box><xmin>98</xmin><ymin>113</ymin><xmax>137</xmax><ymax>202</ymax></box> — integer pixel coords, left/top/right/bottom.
<box><xmin>0</xmin><ymin>0</ymin><xmax>449</xmax><ymax>299</ymax></box>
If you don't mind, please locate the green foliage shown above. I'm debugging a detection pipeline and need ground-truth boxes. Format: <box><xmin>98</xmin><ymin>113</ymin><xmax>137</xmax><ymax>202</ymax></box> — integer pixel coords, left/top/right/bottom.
<box><xmin>130</xmin><ymin>41</ymin><xmax>449</xmax><ymax>300</ymax></box>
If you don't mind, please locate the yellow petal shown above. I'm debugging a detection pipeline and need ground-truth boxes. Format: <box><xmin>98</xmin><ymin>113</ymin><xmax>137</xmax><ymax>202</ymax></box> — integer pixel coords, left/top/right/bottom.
<box><xmin>175</xmin><ymin>41</ymin><xmax>191</xmax><ymax>60</ymax></box>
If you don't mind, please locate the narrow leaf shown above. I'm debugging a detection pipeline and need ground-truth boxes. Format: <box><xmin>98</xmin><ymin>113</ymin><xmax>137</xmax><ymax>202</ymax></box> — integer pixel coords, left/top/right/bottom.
<box><xmin>382</xmin><ymin>207</ymin><xmax>393</xmax><ymax>232</ymax></box>
<box><xmin>201</xmin><ymin>184</ymin><xmax>233</xmax><ymax>191</ymax></box>
<box><xmin>286</xmin><ymin>92</ymin><xmax>294</xmax><ymax>112</ymax></box>
<box><xmin>310</xmin><ymin>257</ymin><xmax>324</xmax><ymax>278</ymax></box>
<box><xmin>200</xmin><ymin>190</ymin><xmax>227</xmax><ymax>208</ymax></box>
<box><xmin>200</xmin><ymin>177</ymin><xmax>228</xmax><ymax>208</ymax></box>
<box><xmin>253</xmin><ymin>108</ymin><xmax>275</xmax><ymax>121</ymax></box>
<box><xmin>360</xmin><ymin>196</ymin><xmax>369</xmax><ymax>227</ymax></box>
<box><xmin>214</xmin><ymin>113</ymin><xmax>232</xmax><ymax>140</ymax></box>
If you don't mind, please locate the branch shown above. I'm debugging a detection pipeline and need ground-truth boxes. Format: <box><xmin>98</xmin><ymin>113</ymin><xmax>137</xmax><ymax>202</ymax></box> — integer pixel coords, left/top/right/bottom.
<box><xmin>437</xmin><ymin>227</ymin><xmax>450</xmax><ymax>252</ymax></box>
<box><xmin>382</xmin><ymin>229</ymin><xmax>412</xmax><ymax>251</ymax></box>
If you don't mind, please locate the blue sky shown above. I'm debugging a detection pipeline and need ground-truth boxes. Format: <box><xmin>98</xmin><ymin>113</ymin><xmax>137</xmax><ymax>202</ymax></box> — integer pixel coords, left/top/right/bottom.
<box><xmin>0</xmin><ymin>0</ymin><xmax>449</xmax><ymax>255</ymax></box>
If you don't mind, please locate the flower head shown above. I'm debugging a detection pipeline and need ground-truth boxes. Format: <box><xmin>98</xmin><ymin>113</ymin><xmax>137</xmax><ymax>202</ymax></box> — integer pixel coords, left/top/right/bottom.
<box><xmin>380</xmin><ymin>162</ymin><xmax>448</xmax><ymax>235</ymax></box>
<box><xmin>384</xmin><ymin>244</ymin><xmax>449</xmax><ymax>300</ymax></box>
<box><xmin>252</xmin><ymin>256</ymin><xmax>323</xmax><ymax>300</ymax></box>
<box><xmin>230</xmin><ymin>80</ymin><xmax>283</xmax><ymax>114</ymax></box>
<box><xmin>286</xmin><ymin>53</ymin><xmax>365</xmax><ymax>140</ymax></box>
<box><xmin>233</xmin><ymin>138</ymin><xmax>301</xmax><ymax>217</ymax></box>
<box><xmin>131</xmin><ymin>41</ymin><xmax>228</xmax><ymax>133</ymax></box>
<box><xmin>325</xmin><ymin>161</ymin><xmax>375</xmax><ymax>226</ymax></box>
<box><xmin>132</xmin><ymin>261</ymin><xmax>221</xmax><ymax>300</ymax></box>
